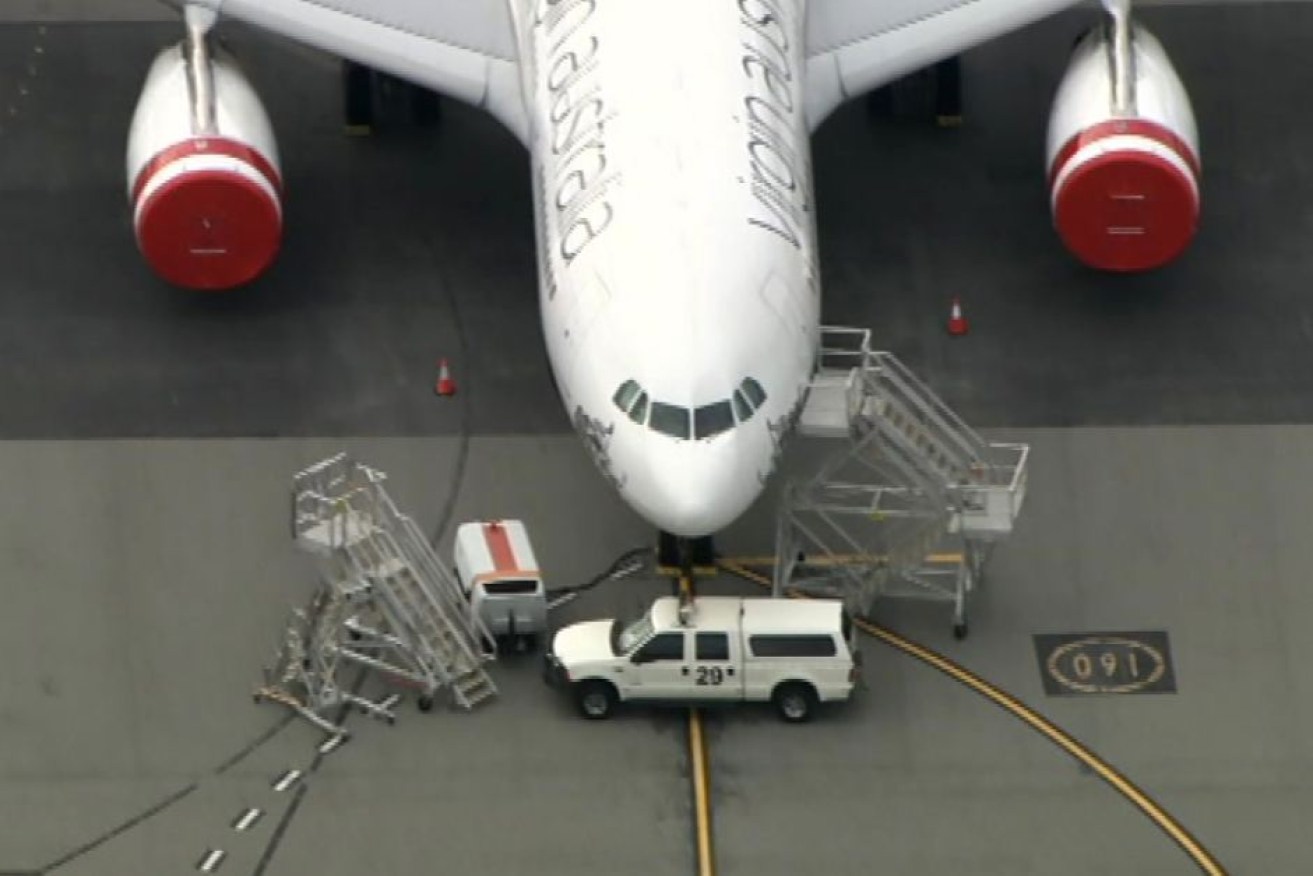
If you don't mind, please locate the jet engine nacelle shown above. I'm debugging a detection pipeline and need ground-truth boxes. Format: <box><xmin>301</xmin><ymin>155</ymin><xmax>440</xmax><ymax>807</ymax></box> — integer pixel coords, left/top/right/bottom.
<box><xmin>1045</xmin><ymin>24</ymin><xmax>1200</xmax><ymax>272</ymax></box>
<box><xmin>126</xmin><ymin>43</ymin><xmax>282</xmax><ymax>290</ymax></box>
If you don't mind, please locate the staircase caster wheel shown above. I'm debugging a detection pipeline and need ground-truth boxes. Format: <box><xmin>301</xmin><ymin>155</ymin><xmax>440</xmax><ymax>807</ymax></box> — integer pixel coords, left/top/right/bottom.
<box><xmin>417</xmin><ymin>694</ymin><xmax>435</xmax><ymax>713</ymax></box>
<box><xmin>252</xmin><ymin>694</ymin><xmax>262</xmax><ymax>704</ymax></box>
<box><xmin>386</xmin><ymin>716</ymin><xmax>396</xmax><ymax>726</ymax></box>
<box><xmin>953</xmin><ymin>622</ymin><xmax>968</xmax><ymax>640</ymax></box>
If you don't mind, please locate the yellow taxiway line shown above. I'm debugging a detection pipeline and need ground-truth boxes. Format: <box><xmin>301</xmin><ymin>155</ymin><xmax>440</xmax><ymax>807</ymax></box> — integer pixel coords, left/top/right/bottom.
<box><xmin>717</xmin><ymin>560</ymin><xmax>1228</xmax><ymax>876</ymax></box>
<box><xmin>680</xmin><ymin>574</ymin><xmax>716</xmax><ymax>876</ymax></box>
<box><xmin>688</xmin><ymin>702</ymin><xmax>714</xmax><ymax>876</ymax></box>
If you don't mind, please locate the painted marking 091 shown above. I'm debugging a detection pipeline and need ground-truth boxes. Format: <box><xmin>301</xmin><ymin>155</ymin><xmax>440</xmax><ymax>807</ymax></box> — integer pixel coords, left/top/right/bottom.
<box><xmin>1034</xmin><ymin>631</ymin><xmax>1176</xmax><ymax>696</ymax></box>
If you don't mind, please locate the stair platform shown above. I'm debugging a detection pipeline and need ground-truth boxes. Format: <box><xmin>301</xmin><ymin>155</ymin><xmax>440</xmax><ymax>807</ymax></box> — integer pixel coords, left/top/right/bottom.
<box><xmin>257</xmin><ymin>453</ymin><xmax>498</xmax><ymax>732</ymax></box>
<box><xmin>776</xmin><ymin>327</ymin><xmax>1030</xmax><ymax>637</ymax></box>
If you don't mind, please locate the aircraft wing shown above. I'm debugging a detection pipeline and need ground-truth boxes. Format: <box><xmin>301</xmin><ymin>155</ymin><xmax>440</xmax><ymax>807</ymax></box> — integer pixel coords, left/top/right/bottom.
<box><xmin>191</xmin><ymin>0</ymin><xmax>528</xmax><ymax>140</ymax></box>
<box><xmin>805</xmin><ymin>0</ymin><xmax>1085</xmax><ymax>129</ymax></box>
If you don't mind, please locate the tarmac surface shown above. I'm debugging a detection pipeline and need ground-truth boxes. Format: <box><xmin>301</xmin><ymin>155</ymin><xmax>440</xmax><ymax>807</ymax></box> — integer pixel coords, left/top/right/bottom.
<box><xmin>2</xmin><ymin>2</ymin><xmax>1313</xmax><ymax>874</ymax></box>
<box><xmin>3</xmin><ymin>5</ymin><xmax>1313</xmax><ymax>435</ymax></box>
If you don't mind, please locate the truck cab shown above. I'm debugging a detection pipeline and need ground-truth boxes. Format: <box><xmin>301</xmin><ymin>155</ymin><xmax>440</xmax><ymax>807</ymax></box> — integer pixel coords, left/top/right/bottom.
<box><xmin>545</xmin><ymin>595</ymin><xmax>859</xmax><ymax>722</ymax></box>
<box><xmin>453</xmin><ymin>520</ymin><xmax>547</xmax><ymax>652</ymax></box>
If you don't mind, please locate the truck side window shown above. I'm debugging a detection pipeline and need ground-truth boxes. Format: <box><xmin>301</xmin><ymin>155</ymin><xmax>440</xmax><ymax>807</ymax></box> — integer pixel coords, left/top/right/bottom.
<box><xmin>635</xmin><ymin>632</ymin><xmax>685</xmax><ymax>662</ymax></box>
<box><xmin>696</xmin><ymin>632</ymin><xmax>729</xmax><ymax>661</ymax></box>
<box><xmin>748</xmin><ymin>634</ymin><xmax>837</xmax><ymax>657</ymax></box>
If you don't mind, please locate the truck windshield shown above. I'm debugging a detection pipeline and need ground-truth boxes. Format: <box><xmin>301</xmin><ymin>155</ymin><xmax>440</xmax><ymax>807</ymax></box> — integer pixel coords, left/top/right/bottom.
<box><xmin>616</xmin><ymin>613</ymin><xmax>654</xmax><ymax>653</ymax></box>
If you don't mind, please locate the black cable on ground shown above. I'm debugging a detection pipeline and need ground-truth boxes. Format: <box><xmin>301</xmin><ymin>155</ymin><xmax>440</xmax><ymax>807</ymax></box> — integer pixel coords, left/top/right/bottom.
<box><xmin>548</xmin><ymin>546</ymin><xmax>651</xmax><ymax>601</ymax></box>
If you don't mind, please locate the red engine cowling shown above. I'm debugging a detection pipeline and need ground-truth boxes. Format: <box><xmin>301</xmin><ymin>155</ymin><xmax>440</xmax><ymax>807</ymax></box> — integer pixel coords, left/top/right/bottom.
<box><xmin>126</xmin><ymin>43</ymin><xmax>282</xmax><ymax>290</ymax></box>
<box><xmin>1045</xmin><ymin>24</ymin><xmax>1200</xmax><ymax>272</ymax></box>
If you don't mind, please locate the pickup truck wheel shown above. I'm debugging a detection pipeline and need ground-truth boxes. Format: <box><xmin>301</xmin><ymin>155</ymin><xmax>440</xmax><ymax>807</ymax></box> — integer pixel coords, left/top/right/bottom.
<box><xmin>575</xmin><ymin>681</ymin><xmax>617</xmax><ymax>720</ymax></box>
<box><xmin>773</xmin><ymin>682</ymin><xmax>817</xmax><ymax>723</ymax></box>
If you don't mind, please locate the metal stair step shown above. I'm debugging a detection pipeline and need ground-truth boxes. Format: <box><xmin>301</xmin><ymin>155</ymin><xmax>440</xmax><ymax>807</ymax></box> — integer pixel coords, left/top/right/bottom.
<box><xmin>271</xmin><ymin>453</ymin><xmax>500</xmax><ymax>729</ymax></box>
<box><xmin>453</xmin><ymin>673</ymin><xmax>496</xmax><ymax>708</ymax></box>
<box><xmin>773</xmin><ymin>335</ymin><xmax>1030</xmax><ymax>636</ymax></box>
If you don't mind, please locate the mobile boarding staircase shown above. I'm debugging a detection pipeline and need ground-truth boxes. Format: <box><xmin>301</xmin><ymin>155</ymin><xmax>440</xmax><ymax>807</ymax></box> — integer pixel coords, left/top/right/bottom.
<box><xmin>255</xmin><ymin>453</ymin><xmax>497</xmax><ymax>735</ymax></box>
<box><xmin>772</xmin><ymin>328</ymin><xmax>1029</xmax><ymax>638</ymax></box>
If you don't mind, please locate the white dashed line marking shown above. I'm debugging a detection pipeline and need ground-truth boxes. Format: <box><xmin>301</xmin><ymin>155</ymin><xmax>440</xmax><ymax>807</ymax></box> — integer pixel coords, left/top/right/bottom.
<box><xmin>317</xmin><ymin>734</ymin><xmax>346</xmax><ymax>755</ymax></box>
<box><xmin>197</xmin><ymin>848</ymin><xmax>226</xmax><ymax>872</ymax></box>
<box><xmin>232</xmin><ymin>807</ymin><xmax>263</xmax><ymax>832</ymax></box>
<box><xmin>271</xmin><ymin>768</ymin><xmax>302</xmax><ymax>792</ymax></box>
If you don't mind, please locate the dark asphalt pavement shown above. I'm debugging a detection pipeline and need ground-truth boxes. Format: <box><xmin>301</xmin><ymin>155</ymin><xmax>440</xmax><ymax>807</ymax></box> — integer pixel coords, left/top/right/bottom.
<box><xmin>2</xmin><ymin>7</ymin><xmax>1313</xmax><ymax>436</ymax></box>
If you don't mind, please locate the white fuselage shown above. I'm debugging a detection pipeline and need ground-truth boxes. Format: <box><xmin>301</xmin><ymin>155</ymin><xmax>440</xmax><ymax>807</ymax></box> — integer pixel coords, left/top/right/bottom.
<box><xmin>514</xmin><ymin>0</ymin><xmax>819</xmax><ymax>537</ymax></box>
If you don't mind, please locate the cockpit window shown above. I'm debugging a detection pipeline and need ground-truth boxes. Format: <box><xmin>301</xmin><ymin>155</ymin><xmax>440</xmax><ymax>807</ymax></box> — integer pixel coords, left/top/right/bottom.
<box><xmin>732</xmin><ymin>389</ymin><xmax>753</xmax><ymax>421</ymax></box>
<box><xmin>613</xmin><ymin>380</ymin><xmax>641</xmax><ymax>412</ymax></box>
<box><xmin>620</xmin><ymin>378</ymin><xmax>767</xmax><ymax>439</ymax></box>
<box><xmin>649</xmin><ymin>402</ymin><xmax>691</xmax><ymax>439</ymax></box>
<box><xmin>694</xmin><ymin>401</ymin><xmax>734</xmax><ymax>439</ymax></box>
<box><xmin>741</xmin><ymin>378</ymin><xmax>767</xmax><ymax>409</ymax></box>
<box><xmin>628</xmin><ymin>391</ymin><xmax>649</xmax><ymax>424</ymax></box>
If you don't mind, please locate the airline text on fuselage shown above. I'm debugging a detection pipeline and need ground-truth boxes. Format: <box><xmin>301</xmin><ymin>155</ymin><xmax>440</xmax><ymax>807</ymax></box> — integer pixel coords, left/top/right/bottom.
<box><xmin>738</xmin><ymin>0</ymin><xmax>808</xmax><ymax>251</ymax></box>
<box><xmin>537</xmin><ymin>0</ymin><xmax>617</xmax><ymax>274</ymax></box>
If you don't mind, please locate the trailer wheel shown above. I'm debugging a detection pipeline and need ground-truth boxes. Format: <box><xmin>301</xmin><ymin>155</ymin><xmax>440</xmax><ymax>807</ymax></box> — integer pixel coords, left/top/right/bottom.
<box><xmin>772</xmin><ymin>682</ymin><xmax>817</xmax><ymax>723</ymax></box>
<box><xmin>575</xmin><ymin>681</ymin><xmax>617</xmax><ymax>720</ymax></box>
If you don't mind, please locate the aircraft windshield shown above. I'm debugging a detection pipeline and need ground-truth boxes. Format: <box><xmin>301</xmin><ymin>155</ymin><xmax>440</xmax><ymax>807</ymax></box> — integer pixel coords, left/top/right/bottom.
<box><xmin>649</xmin><ymin>401</ymin><xmax>691</xmax><ymax>439</ymax></box>
<box><xmin>610</xmin><ymin>377</ymin><xmax>769</xmax><ymax>441</ymax></box>
<box><xmin>694</xmin><ymin>401</ymin><xmax>734</xmax><ymax>439</ymax></box>
<box><xmin>740</xmin><ymin>377</ymin><xmax>767</xmax><ymax>409</ymax></box>
<box><xmin>732</xmin><ymin>389</ymin><xmax>753</xmax><ymax>421</ymax></box>
<box><xmin>613</xmin><ymin>380</ymin><xmax>641</xmax><ymax>411</ymax></box>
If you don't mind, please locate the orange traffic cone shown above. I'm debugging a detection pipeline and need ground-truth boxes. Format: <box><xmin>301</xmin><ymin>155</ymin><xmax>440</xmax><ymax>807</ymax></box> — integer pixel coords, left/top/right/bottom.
<box><xmin>947</xmin><ymin>296</ymin><xmax>969</xmax><ymax>337</ymax></box>
<box><xmin>435</xmin><ymin>358</ymin><xmax>457</xmax><ymax>396</ymax></box>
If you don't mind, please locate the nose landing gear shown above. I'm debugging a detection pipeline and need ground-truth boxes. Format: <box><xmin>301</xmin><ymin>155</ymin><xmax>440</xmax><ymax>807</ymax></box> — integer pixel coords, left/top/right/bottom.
<box><xmin>657</xmin><ymin>532</ymin><xmax>717</xmax><ymax>621</ymax></box>
<box><xmin>657</xmin><ymin>532</ymin><xmax>716</xmax><ymax>578</ymax></box>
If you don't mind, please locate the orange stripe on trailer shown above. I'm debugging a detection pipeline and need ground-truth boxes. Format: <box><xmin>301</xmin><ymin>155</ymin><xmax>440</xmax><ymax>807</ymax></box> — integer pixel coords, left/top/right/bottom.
<box><xmin>484</xmin><ymin>522</ymin><xmax>517</xmax><ymax>573</ymax></box>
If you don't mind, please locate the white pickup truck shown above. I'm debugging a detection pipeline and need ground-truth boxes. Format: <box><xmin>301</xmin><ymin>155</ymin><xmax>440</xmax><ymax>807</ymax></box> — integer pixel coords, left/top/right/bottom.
<box><xmin>543</xmin><ymin>595</ymin><xmax>859</xmax><ymax>722</ymax></box>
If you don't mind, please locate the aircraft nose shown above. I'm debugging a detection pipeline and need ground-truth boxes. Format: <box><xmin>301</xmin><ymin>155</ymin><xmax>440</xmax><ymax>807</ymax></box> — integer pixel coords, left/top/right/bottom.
<box><xmin>630</xmin><ymin>445</ymin><xmax>764</xmax><ymax>538</ymax></box>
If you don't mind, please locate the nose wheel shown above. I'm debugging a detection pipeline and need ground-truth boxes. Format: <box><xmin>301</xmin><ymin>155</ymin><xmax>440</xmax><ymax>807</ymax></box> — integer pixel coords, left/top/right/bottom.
<box><xmin>657</xmin><ymin>532</ymin><xmax>716</xmax><ymax>577</ymax></box>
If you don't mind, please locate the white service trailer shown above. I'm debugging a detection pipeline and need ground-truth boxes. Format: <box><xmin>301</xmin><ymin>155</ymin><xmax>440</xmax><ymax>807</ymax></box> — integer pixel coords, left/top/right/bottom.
<box><xmin>453</xmin><ymin>519</ymin><xmax>547</xmax><ymax>651</ymax></box>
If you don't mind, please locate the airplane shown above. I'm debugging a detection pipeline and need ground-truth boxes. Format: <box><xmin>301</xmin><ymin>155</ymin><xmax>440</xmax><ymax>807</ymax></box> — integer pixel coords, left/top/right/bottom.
<box><xmin>124</xmin><ymin>0</ymin><xmax>1203</xmax><ymax>543</ymax></box>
